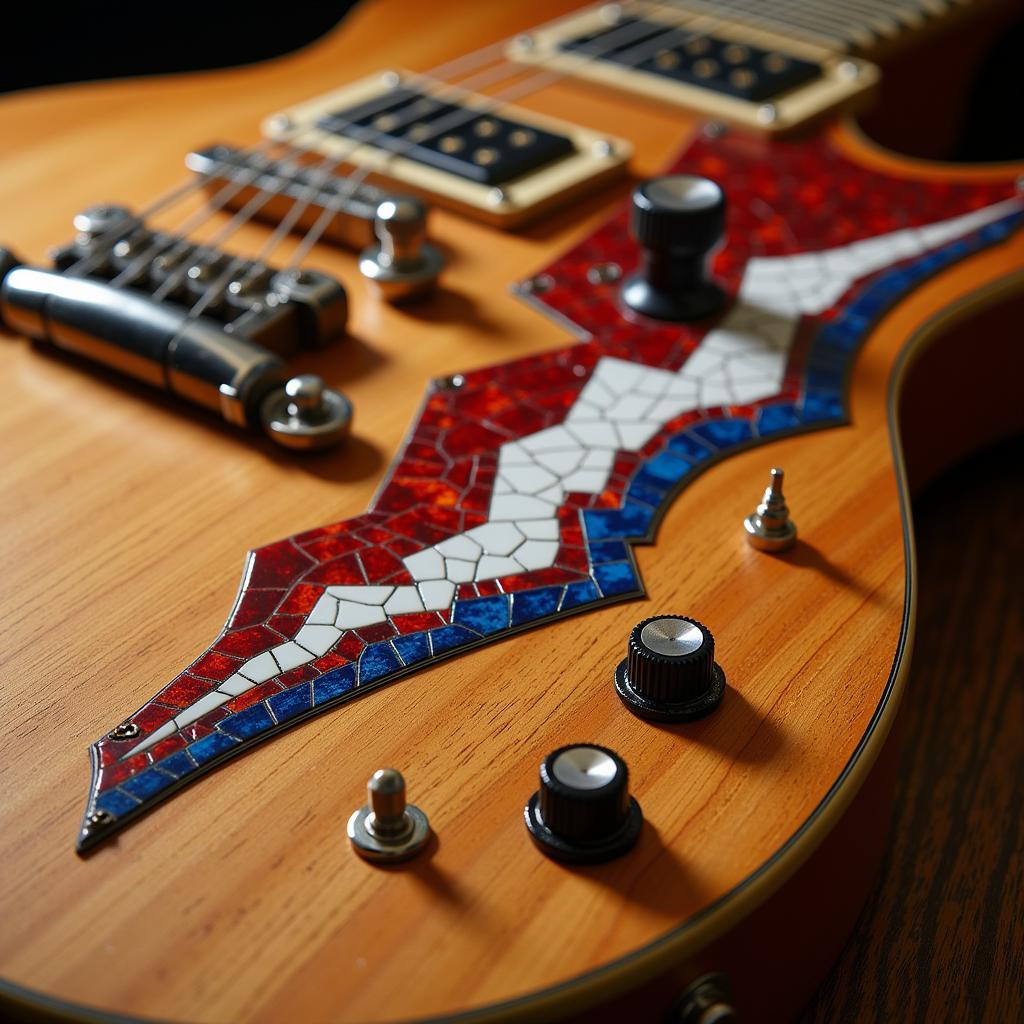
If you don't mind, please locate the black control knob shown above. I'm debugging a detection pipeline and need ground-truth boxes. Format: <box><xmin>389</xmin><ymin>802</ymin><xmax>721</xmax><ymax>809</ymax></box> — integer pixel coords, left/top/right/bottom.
<box><xmin>621</xmin><ymin>175</ymin><xmax>726</xmax><ymax>321</ymax></box>
<box><xmin>615</xmin><ymin>615</ymin><xmax>726</xmax><ymax>721</ymax></box>
<box><xmin>524</xmin><ymin>744</ymin><xmax>643</xmax><ymax>863</ymax></box>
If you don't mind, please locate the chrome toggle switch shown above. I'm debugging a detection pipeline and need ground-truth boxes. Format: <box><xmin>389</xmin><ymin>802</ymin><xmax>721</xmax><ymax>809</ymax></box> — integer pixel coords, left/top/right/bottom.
<box><xmin>358</xmin><ymin>197</ymin><xmax>444</xmax><ymax>303</ymax></box>
<box><xmin>744</xmin><ymin>466</ymin><xmax>797</xmax><ymax>551</ymax></box>
<box><xmin>348</xmin><ymin>768</ymin><xmax>431</xmax><ymax>863</ymax></box>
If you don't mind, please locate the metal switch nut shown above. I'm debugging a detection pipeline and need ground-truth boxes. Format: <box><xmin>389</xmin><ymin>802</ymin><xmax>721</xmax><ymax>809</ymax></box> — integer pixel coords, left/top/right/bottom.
<box><xmin>348</xmin><ymin>768</ymin><xmax>431</xmax><ymax>862</ymax></box>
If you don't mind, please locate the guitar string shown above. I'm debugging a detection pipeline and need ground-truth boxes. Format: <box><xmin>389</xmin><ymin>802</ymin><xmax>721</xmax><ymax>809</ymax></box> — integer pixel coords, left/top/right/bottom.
<box><xmin>185</xmin><ymin>1</ymin><xmax>718</xmax><ymax>317</ymax></box>
<box><xmin>71</xmin><ymin>1</ymin><xmax>727</xmax><ymax>318</ymax></box>
<box><xmin>113</xmin><ymin>7</ymin><xmax>665</xmax><ymax>303</ymax></box>
<box><xmin>61</xmin><ymin>38</ymin><xmax>523</xmax><ymax>283</ymax></box>
<box><xmin>281</xmin><ymin>0</ymin><xmax>716</xmax><ymax>273</ymax></box>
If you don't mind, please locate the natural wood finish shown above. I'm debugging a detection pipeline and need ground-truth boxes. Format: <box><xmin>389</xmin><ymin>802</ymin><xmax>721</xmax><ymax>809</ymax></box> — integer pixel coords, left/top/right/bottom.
<box><xmin>0</xmin><ymin>2</ymin><xmax>1021</xmax><ymax>1021</ymax></box>
<box><xmin>801</xmin><ymin>440</ymin><xmax>1024</xmax><ymax>1023</ymax></box>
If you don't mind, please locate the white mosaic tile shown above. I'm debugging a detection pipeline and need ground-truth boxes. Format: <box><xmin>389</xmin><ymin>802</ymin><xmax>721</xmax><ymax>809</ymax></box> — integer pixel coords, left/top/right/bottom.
<box><xmin>218</xmin><ymin>673</ymin><xmax>256</xmax><ymax>696</ymax></box>
<box><xmin>272</xmin><ymin>641</ymin><xmax>313</xmax><ymax>673</ymax></box>
<box><xmin>521</xmin><ymin>425</ymin><xmax>580</xmax><ymax>453</ymax></box>
<box><xmin>489</xmin><ymin>493</ymin><xmax>558</xmax><ymax>521</ymax></box>
<box><xmin>403</xmin><ymin>548</ymin><xmax>446</xmax><ymax>581</ymax></box>
<box><xmin>533</xmin><ymin>449</ymin><xmax>584</xmax><ymax>474</ymax></box>
<box><xmin>617</xmin><ymin>422</ymin><xmax>660</xmax><ymax>449</ymax></box>
<box><xmin>563</xmin><ymin>467</ymin><xmax>611</xmax><ymax>493</ymax></box>
<box><xmin>564</xmin><ymin>421</ymin><xmax>621</xmax><ymax>450</ymax></box>
<box><xmin>467</xmin><ymin>521</ymin><xmax>524</xmax><ymax>555</ymax></box>
<box><xmin>500</xmin><ymin>464</ymin><xmax>559</xmax><ymax>494</ymax></box>
<box><xmin>238</xmin><ymin>651</ymin><xmax>280</xmax><ymax>684</ymax></box>
<box><xmin>607</xmin><ymin>392</ymin><xmax>656</xmax><ymax>422</ymax></box>
<box><xmin>435</xmin><ymin>534</ymin><xmax>482</xmax><ymax>560</ymax></box>
<box><xmin>477</xmin><ymin>554</ymin><xmax>525</xmax><ymax>579</ymax></box>
<box><xmin>418</xmin><ymin>579</ymin><xmax>456</xmax><ymax>610</ymax></box>
<box><xmin>307</xmin><ymin>594</ymin><xmax>339</xmax><ymax>626</ymax></box>
<box><xmin>295</xmin><ymin>625</ymin><xmax>342</xmax><ymax>656</ymax></box>
<box><xmin>515</xmin><ymin>539</ymin><xmax>560</xmax><ymax>570</ymax></box>
<box><xmin>383</xmin><ymin>587</ymin><xmax>425</xmax><ymax>616</ymax></box>
<box><xmin>519</xmin><ymin>518</ymin><xmax>560</xmax><ymax>540</ymax></box>
<box><xmin>335</xmin><ymin>601</ymin><xmax>388</xmax><ymax>630</ymax></box>
<box><xmin>445</xmin><ymin>557</ymin><xmax>477</xmax><ymax>583</ymax></box>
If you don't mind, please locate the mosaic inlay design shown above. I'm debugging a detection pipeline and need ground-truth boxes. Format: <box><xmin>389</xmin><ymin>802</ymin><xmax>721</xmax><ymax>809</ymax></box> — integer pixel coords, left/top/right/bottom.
<box><xmin>78</xmin><ymin>130</ymin><xmax>1023</xmax><ymax>851</ymax></box>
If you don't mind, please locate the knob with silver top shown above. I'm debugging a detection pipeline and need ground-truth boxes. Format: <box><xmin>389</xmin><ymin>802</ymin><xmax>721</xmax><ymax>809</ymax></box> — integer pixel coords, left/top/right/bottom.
<box><xmin>524</xmin><ymin>744</ymin><xmax>643</xmax><ymax>863</ymax></box>
<box><xmin>258</xmin><ymin>373</ymin><xmax>352</xmax><ymax>451</ymax></box>
<box><xmin>621</xmin><ymin>174</ymin><xmax>726</xmax><ymax>321</ymax></box>
<box><xmin>615</xmin><ymin>615</ymin><xmax>725</xmax><ymax>721</ymax></box>
<box><xmin>348</xmin><ymin>768</ymin><xmax>431</xmax><ymax>862</ymax></box>
<box><xmin>358</xmin><ymin>197</ymin><xmax>444</xmax><ymax>302</ymax></box>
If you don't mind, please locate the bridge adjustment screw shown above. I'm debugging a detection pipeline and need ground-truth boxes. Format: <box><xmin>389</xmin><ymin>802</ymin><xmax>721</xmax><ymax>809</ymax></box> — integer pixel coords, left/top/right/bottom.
<box><xmin>744</xmin><ymin>467</ymin><xmax>797</xmax><ymax>551</ymax></box>
<box><xmin>359</xmin><ymin>197</ymin><xmax>444</xmax><ymax>303</ymax></box>
<box><xmin>348</xmin><ymin>768</ymin><xmax>431</xmax><ymax>863</ymax></box>
<box><xmin>259</xmin><ymin>373</ymin><xmax>352</xmax><ymax>451</ymax></box>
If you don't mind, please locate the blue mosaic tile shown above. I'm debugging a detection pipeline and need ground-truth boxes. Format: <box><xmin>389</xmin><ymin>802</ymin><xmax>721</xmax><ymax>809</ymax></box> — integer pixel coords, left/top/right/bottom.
<box><xmin>155</xmin><ymin>750</ymin><xmax>197</xmax><ymax>779</ymax></box>
<box><xmin>560</xmin><ymin>578</ymin><xmax>600</xmax><ymax>610</ymax></box>
<box><xmin>589</xmin><ymin>540</ymin><xmax>627</xmax><ymax>563</ymax></box>
<box><xmin>584</xmin><ymin>501</ymin><xmax>654</xmax><ymax>541</ymax></box>
<box><xmin>511</xmin><ymin>586</ymin><xmax>562</xmax><ymax>626</ymax></box>
<box><xmin>313</xmin><ymin>663</ymin><xmax>357</xmax><ymax>705</ymax></box>
<box><xmin>594</xmin><ymin>561</ymin><xmax>638</xmax><ymax>597</ymax></box>
<box><xmin>267</xmin><ymin>683</ymin><xmax>312</xmax><ymax>722</ymax></box>
<box><xmin>358</xmin><ymin>643</ymin><xmax>402</xmax><ymax>684</ymax></box>
<box><xmin>640</xmin><ymin>451</ymin><xmax>692</xmax><ymax>485</ymax></box>
<box><xmin>452</xmin><ymin>594</ymin><xmax>510</xmax><ymax>635</ymax></box>
<box><xmin>667</xmin><ymin>433</ymin><xmax>713</xmax><ymax>461</ymax></box>
<box><xmin>757</xmin><ymin>402</ymin><xmax>801</xmax><ymax>434</ymax></box>
<box><xmin>120</xmin><ymin>768</ymin><xmax>174</xmax><ymax>801</ymax></box>
<box><xmin>428</xmin><ymin>624</ymin><xmax>480</xmax><ymax>655</ymax></box>
<box><xmin>692</xmin><ymin>418</ymin><xmax>753</xmax><ymax>449</ymax></box>
<box><xmin>188</xmin><ymin>731</ymin><xmax>240</xmax><ymax>765</ymax></box>
<box><xmin>219</xmin><ymin>703</ymin><xmax>275</xmax><ymax>741</ymax></box>
<box><xmin>96</xmin><ymin>789</ymin><xmax>140</xmax><ymax>817</ymax></box>
<box><xmin>626</xmin><ymin>478</ymin><xmax>667</xmax><ymax>508</ymax></box>
<box><xmin>800</xmin><ymin>392</ymin><xmax>844</xmax><ymax>422</ymax></box>
<box><xmin>393</xmin><ymin>632</ymin><xmax>431</xmax><ymax>667</ymax></box>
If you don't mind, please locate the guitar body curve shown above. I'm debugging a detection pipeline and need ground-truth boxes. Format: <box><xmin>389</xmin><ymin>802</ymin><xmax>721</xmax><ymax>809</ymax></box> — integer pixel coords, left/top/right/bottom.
<box><xmin>0</xmin><ymin>2</ymin><xmax>1020</xmax><ymax>1021</ymax></box>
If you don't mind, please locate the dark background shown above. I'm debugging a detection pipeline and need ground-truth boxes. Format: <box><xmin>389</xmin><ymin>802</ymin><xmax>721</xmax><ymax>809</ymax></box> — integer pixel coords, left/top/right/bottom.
<box><xmin>2</xmin><ymin>2</ymin><xmax>1022</xmax><ymax>160</ymax></box>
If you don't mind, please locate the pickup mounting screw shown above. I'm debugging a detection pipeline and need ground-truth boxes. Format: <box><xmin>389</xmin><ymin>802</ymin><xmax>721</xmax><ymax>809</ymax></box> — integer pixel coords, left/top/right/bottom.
<box><xmin>756</xmin><ymin>103</ymin><xmax>779</xmax><ymax>125</ymax></box>
<box><xmin>591</xmin><ymin>138</ymin><xmax>615</xmax><ymax>158</ymax></box>
<box><xmin>587</xmin><ymin>262</ymin><xmax>621</xmax><ymax>284</ymax></box>
<box><xmin>108</xmin><ymin>722</ymin><xmax>140</xmax><ymax>741</ymax></box>
<box><xmin>744</xmin><ymin>467</ymin><xmax>797</xmax><ymax>551</ymax></box>
<box><xmin>348</xmin><ymin>768</ymin><xmax>431</xmax><ymax>863</ymax></box>
<box><xmin>521</xmin><ymin>273</ymin><xmax>553</xmax><ymax>295</ymax></box>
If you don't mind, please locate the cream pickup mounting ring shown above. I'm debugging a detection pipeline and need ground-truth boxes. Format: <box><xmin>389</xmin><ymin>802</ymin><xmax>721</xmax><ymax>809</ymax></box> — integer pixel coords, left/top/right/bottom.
<box><xmin>264</xmin><ymin>71</ymin><xmax>631</xmax><ymax>227</ymax></box>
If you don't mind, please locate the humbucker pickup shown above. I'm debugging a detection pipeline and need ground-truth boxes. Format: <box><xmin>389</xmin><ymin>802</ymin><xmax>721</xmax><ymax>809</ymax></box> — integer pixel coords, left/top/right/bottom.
<box><xmin>508</xmin><ymin>4</ymin><xmax>878</xmax><ymax>134</ymax></box>
<box><xmin>264</xmin><ymin>72</ymin><xmax>631</xmax><ymax>227</ymax></box>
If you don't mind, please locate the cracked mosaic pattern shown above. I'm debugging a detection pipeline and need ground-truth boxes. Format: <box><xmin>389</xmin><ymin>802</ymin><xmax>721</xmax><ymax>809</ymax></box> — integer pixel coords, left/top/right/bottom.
<box><xmin>77</xmin><ymin>129</ymin><xmax>1023</xmax><ymax>850</ymax></box>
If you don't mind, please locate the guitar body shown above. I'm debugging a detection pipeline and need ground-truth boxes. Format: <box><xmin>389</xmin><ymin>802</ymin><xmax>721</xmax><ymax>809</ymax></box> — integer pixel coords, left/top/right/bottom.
<box><xmin>0</xmin><ymin>2</ymin><xmax>1020</xmax><ymax>1021</ymax></box>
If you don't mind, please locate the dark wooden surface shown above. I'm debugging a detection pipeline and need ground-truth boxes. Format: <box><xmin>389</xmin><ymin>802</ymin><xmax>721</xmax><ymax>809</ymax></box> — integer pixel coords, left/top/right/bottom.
<box><xmin>800</xmin><ymin>438</ymin><xmax>1023</xmax><ymax>1023</ymax></box>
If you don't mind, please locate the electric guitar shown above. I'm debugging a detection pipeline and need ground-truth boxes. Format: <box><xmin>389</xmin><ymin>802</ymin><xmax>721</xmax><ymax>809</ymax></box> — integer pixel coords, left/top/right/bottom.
<box><xmin>1</xmin><ymin>1</ymin><xmax>1021</xmax><ymax>1021</ymax></box>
